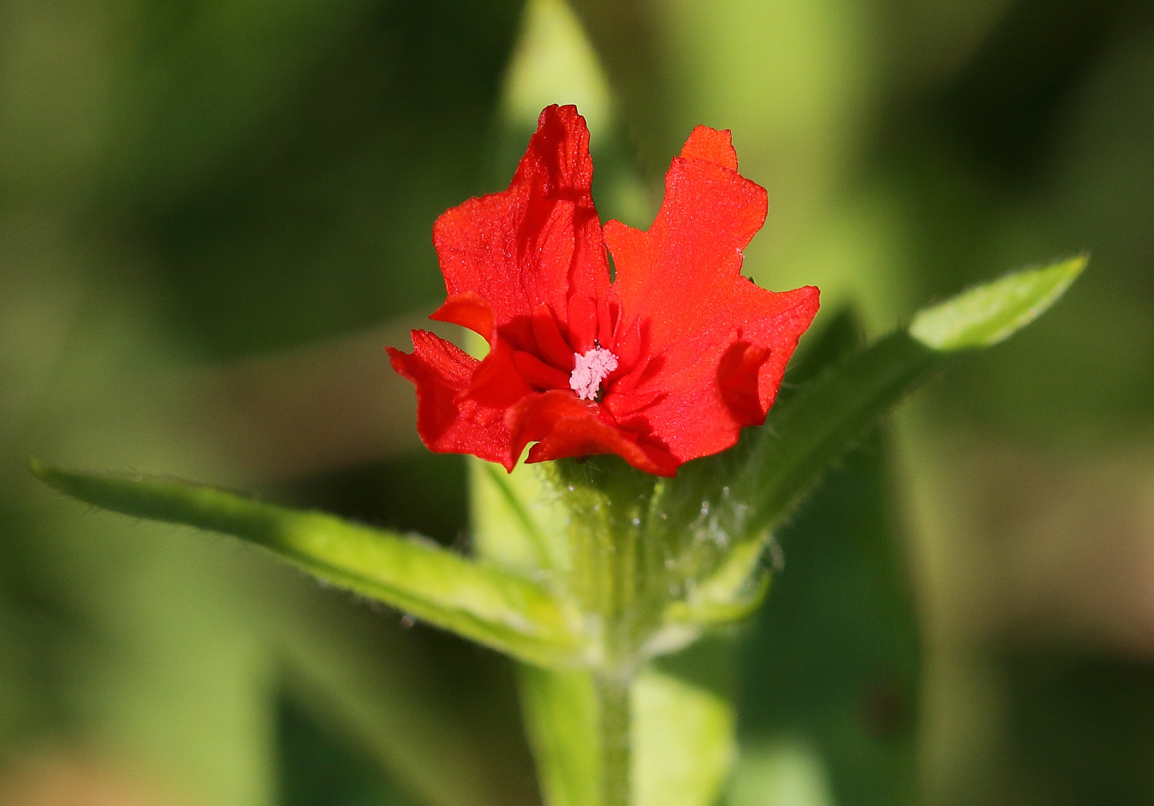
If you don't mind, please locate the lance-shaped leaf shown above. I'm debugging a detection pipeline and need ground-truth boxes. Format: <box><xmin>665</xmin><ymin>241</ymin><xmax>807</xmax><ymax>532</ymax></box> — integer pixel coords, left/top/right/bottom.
<box><xmin>30</xmin><ymin>461</ymin><xmax>584</xmax><ymax>667</ymax></box>
<box><xmin>732</xmin><ymin>255</ymin><xmax>1086</xmax><ymax>535</ymax></box>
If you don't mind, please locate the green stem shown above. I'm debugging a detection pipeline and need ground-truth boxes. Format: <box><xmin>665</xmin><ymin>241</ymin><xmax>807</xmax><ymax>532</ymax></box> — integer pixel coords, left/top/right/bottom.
<box><xmin>553</xmin><ymin>458</ymin><xmax>657</xmax><ymax>806</ymax></box>
<box><xmin>594</xmin><ymin>672</ymin><xmax>632</xmax><ymax>806</ymax></box>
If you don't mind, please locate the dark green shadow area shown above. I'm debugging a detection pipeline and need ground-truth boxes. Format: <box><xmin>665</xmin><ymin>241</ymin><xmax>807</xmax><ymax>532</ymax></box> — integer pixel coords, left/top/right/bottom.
<box><xmin>283</xmin><ymin>453</ymin><xmax>469</xmax><ymax>548</ymax></box>
<box><xmin>278</xmin><ymin>693</ymin><xmax>419</xmax><ymax>806</ymax></box>
<box><xmin>995</xmin><ymin>648</ymin><xmax>1154</xmax><ymax>806</ymax></box>
<box><xmin>736</xmin><ymin>434</ymin><xmax>921</xmax><ymax>806</ymax></box>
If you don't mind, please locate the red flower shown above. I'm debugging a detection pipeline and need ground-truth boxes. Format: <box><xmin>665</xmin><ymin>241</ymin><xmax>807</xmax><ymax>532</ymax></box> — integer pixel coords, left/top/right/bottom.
<box><xmin>388</xmin><ymin>105</ymin><xmax>819</xmax><ymax>477</ymax></box>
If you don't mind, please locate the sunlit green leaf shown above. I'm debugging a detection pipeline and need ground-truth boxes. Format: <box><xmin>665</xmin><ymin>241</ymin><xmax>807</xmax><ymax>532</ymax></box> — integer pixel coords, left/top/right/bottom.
<box><xmin>733</xmin><ymin>255</ymin><xmax>1085</xmax><ymax>534</ymax></box>
<box><xmin>31</xmin><ymin>461</ymin><xmax>584</xmax><ymax>667</ymax></box>
<box><xmin>518</xmin><ymin>665</ymin><xmax>736</xmax><ymax>806</ymax></box>
<box><xmin>470</xmin><ymin>458</ymin><xmax>569</xmax><ymax>576</ymax></box>
<box><xmin>519</xmin><ymin>666</ymin><xmax>601</xmax><ymax>806</ymax></box>
<box><xmin>909</xmin><ymin>255</ymin><xmax>1087</xmax><ymax>351</ymax></box>
<box><xmin>633</xmin><ymin>668</ymin><xmax>736</xmax><ymax>806</ymax></box>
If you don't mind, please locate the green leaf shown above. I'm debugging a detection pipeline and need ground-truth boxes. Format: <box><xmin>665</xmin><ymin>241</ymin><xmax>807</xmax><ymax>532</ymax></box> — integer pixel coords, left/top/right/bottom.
<box><xmin>518</xmin><ymin>666</ymin><xmax>601</xmax><ymax>806</ymax></box>
<box><xmin>732</xmin><ymin>255</ymin><xmax>1085</xmax><ymax>534</ymax></box>
<box><xmin>470</xmin><ymin>458</ymin><xmax>569</xmax><ymax>577</ymax></box>
<box><xmin>731</xmin><ymin>329</ymin><xmax>936</xmax><ymax>534</ymax></box>
<box><xmin>30</xmin><ymin>461</ymin><xmax>583</xmax><ymax>667</ymax></box>
<box><xmin>909</xmin><ymin>255</ymin><xmax>1086</xmax><ymax>350</ymax></box>
<box><xmin>633</xmin><ymin>668</ymin><xmax>736</xmax><ymax>806</ymax></box>
<box><xmin>517</xmin><ymin>665</ymin><xmax>735</xmax><ymax>806</ymax></box>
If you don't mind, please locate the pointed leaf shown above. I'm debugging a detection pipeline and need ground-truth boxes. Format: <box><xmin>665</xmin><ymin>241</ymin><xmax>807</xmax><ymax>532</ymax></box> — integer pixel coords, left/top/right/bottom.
<box><xmin>909</xmin><ymin>255</ymin><xmax>1086</xmax><ymax>350</ymax></box>
<box><xmin>31</xmin><ymin>461</ymin><xmax>583</xmax><ymax>666</ymax></box>
<box><xmin>733</xmin><ymin>256</ymin><xmax>1085</xmax><ymax>533</ymax></box>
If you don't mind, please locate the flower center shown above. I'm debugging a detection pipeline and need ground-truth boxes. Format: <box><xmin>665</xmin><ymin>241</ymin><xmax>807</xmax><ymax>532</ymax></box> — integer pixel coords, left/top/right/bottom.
<box><xmin>569</xmin><ymin>346</ymin><xmax>618</xmax><ymax>400</ymax></box>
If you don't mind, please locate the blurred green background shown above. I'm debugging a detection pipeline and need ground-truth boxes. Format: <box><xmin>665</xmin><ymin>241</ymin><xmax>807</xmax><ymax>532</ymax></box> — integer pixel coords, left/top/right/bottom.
<box><xmin>2</xmin><ymin>0</ymin><xmax>1154</xmax><ymax>803</ymax></box>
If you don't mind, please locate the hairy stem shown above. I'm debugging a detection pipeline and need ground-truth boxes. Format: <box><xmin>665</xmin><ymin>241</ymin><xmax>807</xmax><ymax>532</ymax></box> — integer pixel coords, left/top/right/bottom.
<box><xmin>551</xmin><ymin>457</ymin><xmax>658</xmax><ymax>805</ymax></box>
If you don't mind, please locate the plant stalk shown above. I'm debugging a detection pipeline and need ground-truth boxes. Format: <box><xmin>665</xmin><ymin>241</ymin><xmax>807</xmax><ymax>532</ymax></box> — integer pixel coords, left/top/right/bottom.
<box><xmin>555</xmin><ymin>458</ymin><xmax>656</xmax><ymax>806</ymax></box>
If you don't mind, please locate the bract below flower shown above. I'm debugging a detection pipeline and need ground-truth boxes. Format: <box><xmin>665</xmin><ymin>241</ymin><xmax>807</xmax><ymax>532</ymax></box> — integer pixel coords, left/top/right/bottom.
<box><xmin>388</xmin><ymin>105</ymin><xmax>819</xmax><ymax>477</ymax></box>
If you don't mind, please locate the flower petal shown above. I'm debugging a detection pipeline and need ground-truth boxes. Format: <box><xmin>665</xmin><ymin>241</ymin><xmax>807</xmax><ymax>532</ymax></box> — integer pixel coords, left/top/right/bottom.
<box><xmin>678</xmin><ymin>125</ymin><xmax>739</xmax><ymax>171</ymax></box>
<box><xmin>509</xmin><ymin>391</ymin><xmax>678</xmax><ymax>477</ymax></box>
<box><xmin>432</xmin><ymin>105</ymin><xmax>610</xmax><ymax>335</ymax></box>
<box><xmin>717</xmin><ymin>340</ymin><xmax>771</xmax><ymax>426</ymax></box>
<box><xmin>513</xmin><ymin>350</ymin><xmax>571</xmax><ymax>391</ymax></box>
<box><xmin>388</xmin><ymin>331</ymin><xmax>516</xmax><ymax>470</ymax></box>
<box><xmin>391</xmin><ymin>111</ymin><xmax>820</xmax><ymax>477</ymax></box>
<box><xmin>604</xmin><ymin>128</ymin><xmax>820</xmax><ymax>463</ymax></box>
<box><xmin>605</xmin><ymin>130</ymin><xmax>768</xmax><ymax>352</ymax></box>
<box><xmin>531</xmin><ymin>304</ymin><xmax>576</xmax><ymax>370</ymax></box>
<box><xmin>430</xmin><ymin>291</ymin><xmax>495</xmax><ymax>342</ymax></box>
<box><xmin>465</xmin><ymin>338</ymin><xmax>533</xmax><ymax>408</ymax></box>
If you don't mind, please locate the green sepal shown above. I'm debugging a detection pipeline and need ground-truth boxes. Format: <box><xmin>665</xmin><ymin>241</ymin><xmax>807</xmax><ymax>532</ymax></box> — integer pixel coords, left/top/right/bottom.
<box><xmin>661</xmin><ymin>536</ymin><xmax>771</xmax><ymax>630</ymax></box>
<box><xmin>30</xmin><ymin>461</ymin><xmax>584</xmax><ymax>667</ymax></box>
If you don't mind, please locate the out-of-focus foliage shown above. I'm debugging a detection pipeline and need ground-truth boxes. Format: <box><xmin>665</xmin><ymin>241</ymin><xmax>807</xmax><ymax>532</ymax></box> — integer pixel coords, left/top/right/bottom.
<box><xmin>3</xmin><ymin>0</ymin><xmax>1154</xmax><ymax>804</ymax></box>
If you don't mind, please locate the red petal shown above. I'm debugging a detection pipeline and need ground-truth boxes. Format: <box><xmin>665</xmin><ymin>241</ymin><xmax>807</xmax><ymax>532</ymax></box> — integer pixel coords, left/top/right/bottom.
<box><xmin>465</xmin><ymin>338</ymin><xmax>533</xmax><ymax>408</ymax></box>
<box><xmin>717</xmin><ymin>340</ymin><xmax>771</xmax><ymax>426</ymax></box>
<box><xmin>508</xmin><ymin>391</ymin><xmax>678</xmax><ymax>477</ymax></box>
<box><xmin>432</xmin><ymin>105</ymin><xmax>610</xmax><ymax>335</ymax></box>
<box><xmin>566</xmin><ymin>294</ymin><xmax>599</xmax><ymax>353</ymax></box>
<box><xmin>603</xmin><ymin>128</ymin><xmax>820</xmax><ymax>464</ymax></box>
<box><xmin>388</xmin><ymin>331</ymin><xmax>516</xmax><ymax>470</ymax></box>
<box><xmin>605</xmin><ymin>138</ymin><xmax>768</xmax><ymax>352</ymax></box>
<box><xmin>531</xmin><ymin>304</ymin><xmax>575</xmax><ymax>370</ymax></box>
<box><xmin>679</xmin><ymin>126</ymin><xmax>738</xmax><ymax>171</ymax></box>
<box><xmin>513</xmin><ymin>350</ymin><xmax>570</xmax><ymax>391</ymax></box>
<box><xmin>430</xmin><ymin>292</ymin><xmax>495</xmax><ymax>342</ymax></box>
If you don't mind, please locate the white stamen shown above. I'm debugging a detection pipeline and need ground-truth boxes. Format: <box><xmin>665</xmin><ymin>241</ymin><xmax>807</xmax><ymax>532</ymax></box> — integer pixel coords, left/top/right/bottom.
<box><xmin>569</xmin><ymin>347</ymin><xmax>618</xmax><ymax>400</ymax></box>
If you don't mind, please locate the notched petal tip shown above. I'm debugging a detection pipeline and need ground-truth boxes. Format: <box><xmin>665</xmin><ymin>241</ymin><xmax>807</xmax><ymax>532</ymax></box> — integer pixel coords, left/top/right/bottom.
<box><xmin>680</xmin><ymin>126</ymin><xmax>738</xmax><ymax>171</ymax></box>
<box><xmin>517</xmin><ymin>104</ymin><xmax>594</xmax><ymax>195</ymax></box>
